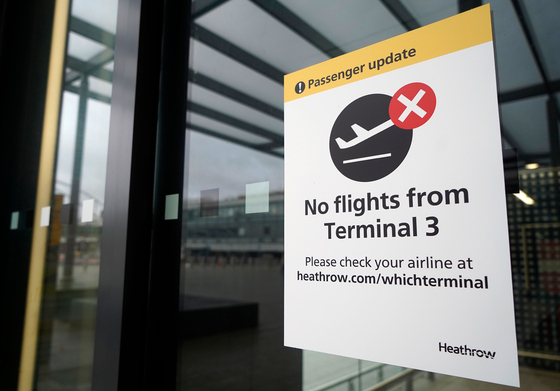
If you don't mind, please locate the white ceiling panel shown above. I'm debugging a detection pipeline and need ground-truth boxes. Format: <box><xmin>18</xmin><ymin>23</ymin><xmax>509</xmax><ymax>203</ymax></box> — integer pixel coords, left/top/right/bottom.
<box><xmin>88</xmin><ymin>76</ymin><xmax>112</xmax><ymax>98</ymax></box>
<box><xmin>72</xmin><ymin>0</ymin><xmax>119</xmax><ymax>35</ymax></box>
<box><xmin>501</xmin><ymin>95</ymin><xmax>549</xmax><ymax>155</ymax></box>
<box><xmin>188</xmin><ymin>111</ymin><xmax>272</xmax><ymax>144</ymax></box>
<box><xmin>196</xmin><ymin>0</ymin><xmax>329</xmax><ymax>73</ymax></box>
<box><xmin>401</xmin><ymin>0</ymin><xmax>457</xmax><ymax>26</ymax></box>
<box><xmin>485</xmin><ymin>0</ymin><xmax>542</xmax><ymax>92</ymax></box>
<box><xmin>278</xmin><ymin>0</ymin><xmax>406</xmax><ymax>53</ymax></box>
<box><xmin>189</xmin><ymin>39</ymin><xmax>284</xmax><ymax>110</ymax></box>
<box><xmin>68</xmin><ymin>32</ymin><xmax>106</xmax><ymax>61</ymax></box>
<box><xmin>189</xmin><ymin>84</ymin><xmax>283</xmax><ymax>136</ymax></box>
<box><xmin>63</xmin><ymin>0</ymin><xmax>557</xmax><ymax>164</ymax></box>
<box><xmin>523</xmin><ymin>0</ymin><xmax>560</xmax><ymax>80</ymax></box>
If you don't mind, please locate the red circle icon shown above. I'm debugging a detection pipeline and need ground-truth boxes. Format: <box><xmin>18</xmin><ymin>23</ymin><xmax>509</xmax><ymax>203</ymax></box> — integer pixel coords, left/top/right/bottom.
<box><xmin>389</xmin><ymin>82</ymin><xmax>436</xmax><ymax>129</ymax></box>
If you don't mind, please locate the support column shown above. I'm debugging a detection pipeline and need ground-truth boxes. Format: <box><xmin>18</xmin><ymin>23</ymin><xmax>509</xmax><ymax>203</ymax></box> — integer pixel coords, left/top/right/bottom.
<box><xmin>63</xmin><ymin>75</ymin><xmax>89</xmax><ymax>283</ymax></box>
<box><xmin>458</xmin><ymin>0</ymin><xmax>482</xmax><ymax>13</ymax></box>
<box><xmin>91</xmin><ymin>0</ymin><xmax>164</xmax><ymax>389</ymax></box>
<box><xmin>548</xmin><ymin>98</ymin><xmax>560</xmax><ymax>167</ymax></box>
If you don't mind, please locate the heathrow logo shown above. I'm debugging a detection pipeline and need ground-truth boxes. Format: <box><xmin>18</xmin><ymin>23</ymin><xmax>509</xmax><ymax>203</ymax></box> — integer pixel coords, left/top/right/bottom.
<box><xmin>329</xmin><ymin>82</ymin><xmax>436</xmax><ymax>182</ymax></box>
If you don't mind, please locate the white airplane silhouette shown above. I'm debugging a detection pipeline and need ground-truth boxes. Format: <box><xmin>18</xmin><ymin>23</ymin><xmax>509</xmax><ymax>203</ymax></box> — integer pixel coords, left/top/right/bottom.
<box><xmin>335</xmin><ymin>119</ymin><xmax>393</xmax><ymax>149</ymax></box>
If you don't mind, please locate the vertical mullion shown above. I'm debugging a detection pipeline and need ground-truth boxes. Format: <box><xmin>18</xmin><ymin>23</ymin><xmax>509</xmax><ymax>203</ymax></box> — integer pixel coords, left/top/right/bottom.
<box><xmin>63</xmin><ymin>75</ymin><xmax>88</xmax><ymax>280</ymax></box>
<box><xmin>458</xmin><ymin>0</ymin><xmax>482</xmax><ymax>13</ymax></box>
<box><xmin>143</xmin><ymin>0</ymin><xmax>190</xmax><ymax>388</ymax></box>
<box><xmin>548</xmin><ymin>99</ymin><xmax>560</xmax><ymax>167</ymax></box>
<box><xmin>91</xmin><ymin>0</ymin><xmax>164</xmax><ymax>389</ymax></box>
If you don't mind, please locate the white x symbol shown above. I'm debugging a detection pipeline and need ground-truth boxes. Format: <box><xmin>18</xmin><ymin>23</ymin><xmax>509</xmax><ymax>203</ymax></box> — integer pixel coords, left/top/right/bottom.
<box><xmin>397</xmin><ymin>89</ymin><xmax>427</xmax><ymax>122</ymax></box>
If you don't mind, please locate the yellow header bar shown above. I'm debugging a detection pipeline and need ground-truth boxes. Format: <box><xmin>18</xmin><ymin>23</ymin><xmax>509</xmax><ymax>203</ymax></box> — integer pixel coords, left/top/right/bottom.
<box><xmin>284</xmin><ymin>4</ymin><xmax>492</xmax><ymax>102</ymax></box>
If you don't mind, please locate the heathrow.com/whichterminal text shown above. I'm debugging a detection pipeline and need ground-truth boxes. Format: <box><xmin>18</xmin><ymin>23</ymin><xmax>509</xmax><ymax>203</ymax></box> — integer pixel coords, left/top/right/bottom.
<box><xmin>296</xmin><ymin>271</ymin><xmax>489</xmax><ymax>289</ymax></box>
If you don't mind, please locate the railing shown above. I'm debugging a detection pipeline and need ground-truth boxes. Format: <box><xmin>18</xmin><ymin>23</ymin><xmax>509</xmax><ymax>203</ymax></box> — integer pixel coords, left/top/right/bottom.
<box><xmin>364</xmin><ymin>369</ymin><xmax>416</xmax><ymax>391</ymax></box>
<box><xmin>308</xmin><ymin>363</ymin><xmax>423</xmax><ymax>391</ymax></box>
<box><xmin>309</xmin><ymin>350</ymin><xmax>560</xmax><ymax>391</ymax></box>
<box><xmin>518</xmin><ymin>350</ymin><xmax>560</xmax><ymax>361</ymax></box>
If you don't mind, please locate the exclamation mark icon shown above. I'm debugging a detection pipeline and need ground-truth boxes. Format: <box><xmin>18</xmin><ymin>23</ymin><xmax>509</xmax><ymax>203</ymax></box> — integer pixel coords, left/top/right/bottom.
<box><xmin>295</xmin><ymin>81</ymin><xmax>305</xmax><ymax>94</ymax></box>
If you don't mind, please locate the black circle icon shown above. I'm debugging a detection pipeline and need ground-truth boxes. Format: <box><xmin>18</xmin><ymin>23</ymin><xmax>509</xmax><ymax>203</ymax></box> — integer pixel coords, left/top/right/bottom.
<box><xmin>329</xmin><ymin>94</ymin><xmax>413</xmax><ymax>182</ymax></box>
<box><xmin>295</xmin><ymin>81</ymin><xmax>305</xmax><ymax>94</ymax></box>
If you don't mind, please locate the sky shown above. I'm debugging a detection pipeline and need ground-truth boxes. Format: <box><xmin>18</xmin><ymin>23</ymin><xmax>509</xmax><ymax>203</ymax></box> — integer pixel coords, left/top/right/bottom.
<box><xmin>185</xmin><ymin>131</ymin><xmax>284</xmax><ymax>203</ymax></box>
<box><xmin>54</xmin><ymin>91</ymin><xmax>284</xmax><ymax>219</ymax></box>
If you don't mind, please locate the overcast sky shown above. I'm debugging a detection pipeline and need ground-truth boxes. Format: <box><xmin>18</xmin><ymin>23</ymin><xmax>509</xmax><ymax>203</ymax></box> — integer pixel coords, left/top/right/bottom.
<box><xmin>185</xmin><ymin>131</ymin><xmax>284</xmax><ymax>203</ymax></box>
<box><xmin>55</xmin><ymin>92</ymin><xmax>283</xmax><ymax>216</ymax></box>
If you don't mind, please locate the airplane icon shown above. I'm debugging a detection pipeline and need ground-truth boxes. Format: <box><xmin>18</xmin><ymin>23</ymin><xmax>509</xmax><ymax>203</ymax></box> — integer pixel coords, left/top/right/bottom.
<box><xmin>335</xmin><ymin>119</ymin><xmax>394</xmax><ymax>149</ymax></box>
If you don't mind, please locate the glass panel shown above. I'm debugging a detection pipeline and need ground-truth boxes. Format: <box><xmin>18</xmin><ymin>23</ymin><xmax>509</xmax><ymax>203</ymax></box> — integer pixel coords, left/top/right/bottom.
<box><xmin>179</xmin><ymin>0</ymin><xmax>560</xmax><ymax>390</ymax></box>
<box><xmin>187</xmin><ymin>113</ymin><xmax>274</xmax><ymax>144</ymax></box>
<box><xmin>33</xmin><ymin>0</ymin><xmax>117</xmax><ymax>389</ymax></box>
<box><xmin>502</xmin><ymin>95</ymin><xmax>549</xmax><ymax>156</ymax></box>
<box><xmin>196</xmin><ymin>0</ymin><xmax>329</xmax><ymax>73</ymax></box>
<box><xmin>67</xmin><ymin>32</ymin><xmax>107</xmax><ymax>61</ymax></box>
<box><xmin>180</xmin><ymin>134</ymin><xmax>290</xmax><ymax>390</ymax></box>
<box><xmin>401</xmin><ymin>0</ymin><xmax>457</xmax><ymax>26</ymax></box>
<box><xmin>523</xmin><ymin>0</ymin><xmax>560</xmax><ymax>80</ymax></box>
<box><xmin>483</xmin><ymin>0</ymin><xmax>543</xmax><ymax>92</ymax></box>
<box><xmin>278</xmin><ymin>0</ymin><xmax>407</xmax><ymax>53</ymax></box>
<box><xmin>189</xmin><ymin>84</ymin><xmax>284</xmax><ymax>135</ymax></box>
<box><xmin>87</xmin><ymin>76</ymin><xmax>113</xmax><ymax>99</ymax></box>
<box><xmin>189</xmin><ymin>39</ymin><xmax>284</xmax><ymax>110</ymax></box>
<box><xmin>71</xmin><ymin>0</ymin><xmax>119</xmax><ymax>35</ymax></box>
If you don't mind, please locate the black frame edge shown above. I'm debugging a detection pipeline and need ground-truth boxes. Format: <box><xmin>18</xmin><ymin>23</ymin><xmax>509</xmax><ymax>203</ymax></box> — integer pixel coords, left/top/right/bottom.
<box><xmin>91</xmin><ymin>0</ymin><xmax>165</xmax><ymax>389</ymax></box>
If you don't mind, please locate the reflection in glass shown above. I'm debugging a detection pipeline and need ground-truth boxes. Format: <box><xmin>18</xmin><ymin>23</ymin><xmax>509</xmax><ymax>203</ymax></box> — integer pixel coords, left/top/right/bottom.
<box><xmin>179</xmin><ymin>0</ymin><xmax>560</xmax><ymax>390</ymax></box>
<box><xmin>180</xmin><ymin>132</ymin><xmax>296</xmax><ymax>390</ymax></box>
<box><xmin>34</xmin><ymin>0</ymin><xmax>116</xmax><ymax>389</ymax></box>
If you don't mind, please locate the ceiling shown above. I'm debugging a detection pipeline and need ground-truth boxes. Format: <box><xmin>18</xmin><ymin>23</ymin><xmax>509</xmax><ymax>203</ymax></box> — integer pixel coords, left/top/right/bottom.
<box><xmin>64</xmin><ymin>0</ymin><xmax>560</xmax><ymax>167</ymax></box>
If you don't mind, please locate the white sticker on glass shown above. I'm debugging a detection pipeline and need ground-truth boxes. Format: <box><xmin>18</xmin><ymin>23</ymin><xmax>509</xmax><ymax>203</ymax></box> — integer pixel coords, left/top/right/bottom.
<box><xmin>165</xmin><ymin>194</ymin><xmax>179</xmax><ymax>220</ymax></box>
<box><xmin>40</xmin><ymin>206</ymin><xmax>51</xmax><ymax>227</ymax></box>
<box><xmin>246</xmin><ymin>182</ymin><xmax>269</xmax><ymax>214</ymax></box>
<box><xmin>81</xmin><ymin>199</ymin><xmax>95</xmax><ymax>223</ymax></box>
<box><xmin>10</xmin><ymin>211</ymin><xmax>19</xmax><ymax>230</ymax></box>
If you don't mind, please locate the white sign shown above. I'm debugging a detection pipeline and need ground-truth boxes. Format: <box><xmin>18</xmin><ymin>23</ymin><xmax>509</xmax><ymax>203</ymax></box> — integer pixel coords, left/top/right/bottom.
<box><xmin>284</xmin><ymin>5</ymin><xmax>519</xmax><ymax>387</ymax></box>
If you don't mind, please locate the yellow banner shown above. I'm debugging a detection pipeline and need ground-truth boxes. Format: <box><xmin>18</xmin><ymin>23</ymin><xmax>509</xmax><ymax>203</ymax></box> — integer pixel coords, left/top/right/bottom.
<box><xmin>285</xmin><ymin>4</ymin><xmax>492</xmax><ymax>102</ymax></box>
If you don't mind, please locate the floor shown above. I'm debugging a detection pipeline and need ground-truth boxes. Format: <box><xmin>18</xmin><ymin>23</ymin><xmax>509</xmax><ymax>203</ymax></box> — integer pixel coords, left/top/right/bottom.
<box><xmin>33</xmin><ymin>262</ymin><xmax>560</xmax><ymax>390</ymax></box>
<box><xmin>414</xmin><ymin>368</ymin><xmax>560</xmax><ymax>391</ymax></box>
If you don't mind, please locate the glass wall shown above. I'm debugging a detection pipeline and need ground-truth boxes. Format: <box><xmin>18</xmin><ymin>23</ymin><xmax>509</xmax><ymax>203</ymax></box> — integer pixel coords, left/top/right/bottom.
<box><xmin>179</xmin><ymin>0</ymin><xmax>560</xmax><ymax>390</ymax></box>
<box><xmin>8</xmin><ymin>0</ymin><xmax>560</xmax><ymax>389</ymax></box>
<box><xmin>32</xmin><ymin>0</ymin><xmax>117</xmax><ymax>389</ymax></box>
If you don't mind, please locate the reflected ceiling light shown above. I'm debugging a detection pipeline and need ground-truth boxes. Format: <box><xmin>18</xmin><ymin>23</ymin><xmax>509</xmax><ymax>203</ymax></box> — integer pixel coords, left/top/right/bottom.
<box><xmin>525</xmin><ymin>163</ymin><xmax>539</xmax><ymax>169</ymax></box>
<box><xmin>514</xmin><ymin>190</ymin><xmax>535</xmax><ymax>205</ymax></box>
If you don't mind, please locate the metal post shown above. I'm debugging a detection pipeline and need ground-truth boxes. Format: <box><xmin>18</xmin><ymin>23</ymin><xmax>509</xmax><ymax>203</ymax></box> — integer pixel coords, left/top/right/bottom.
<box><xmin>358</xmin><ymin>360</ymin><xmax>362</xmax><ymax>391</ymax></box>
<box><xmin>142</xmin><ymin>0</ymin><xmax>189</xmax><ymax>388</ymax></box>
<box><xmin>548</xmin><ymin>98</ymin><xmax>560</xmax><ymax>167</ymax></box>
<box><xmin>458</xmin><ymin>0</ymin><xmax>482</xmax><ymax>13</ymax></box>
<box><xmin>547</xmin><ymin>99</ymin><xmax>560</xmax><ymax>224</ymax></box>
<box><xmin>62</xmin><ymin>75</ymin><xmax>89</xmax><ymax>284</ymax></box>
<box><xmin>405</xmin><ymin>373</ymin><xmax>413</xmax><ymax>391</ymax></box>
<box><xmin>91</xmin><ymin>0</ymin><xmax>164</xmax><ymax>389</ymax></box>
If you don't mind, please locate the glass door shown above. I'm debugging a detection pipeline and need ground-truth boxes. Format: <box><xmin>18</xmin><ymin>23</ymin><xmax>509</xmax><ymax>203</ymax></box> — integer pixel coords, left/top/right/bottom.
<box><xmin>179</xmin><ymin>2</ymin><xmax>293</xmax><ymax>387</ymax></box>
<box><xmin>176</xmin><ymin>1</ymin><xmax>560</xmax><ymax>390</ymax></box>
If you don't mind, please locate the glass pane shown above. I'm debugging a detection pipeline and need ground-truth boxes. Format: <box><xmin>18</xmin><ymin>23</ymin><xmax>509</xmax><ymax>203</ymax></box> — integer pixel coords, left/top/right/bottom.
<box><xmin>179</xmin><ymin>0</ymin><xmax>560</xmax><ymax>390</ymax></box>
<box><xmin>34</xmin><ymin>0</ymin><xmax>117</xmax><ymax>389</ymax></box>
<box><xmin>483</xmin><ymin>0</ymin><xmax>542</xmax><ymax>92</ymax></box>
<box><xmin>278</xmin><ymin>0</ymin><xmax>407</xmax><ymax>53</ymax></box>
<box><xmin>519</xmin><ymin>0</ymin><xmax>560</xmax><ymax>80</ymax></box>
<box><xmin>179</xmin><ymin>134</ymin><xmax>292</xmax><ymax>390</ymax></box>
